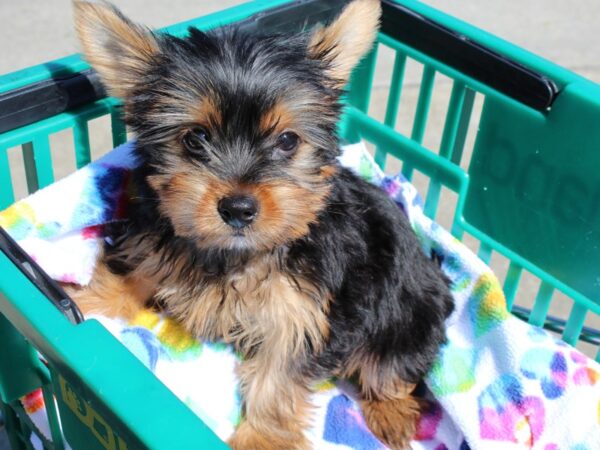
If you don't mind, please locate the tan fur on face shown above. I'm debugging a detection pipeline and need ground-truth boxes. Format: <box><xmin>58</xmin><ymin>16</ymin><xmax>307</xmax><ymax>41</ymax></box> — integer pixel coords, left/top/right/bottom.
<box><xmin>74</xmin><ymin>2</ymin><xmax>159</xmax><ymax>99</ymax></box>
<box><xmin>259</xmin><ymin>101</ymin><xmax>296</xmax><ymax>135</ymax></box>
<box><xmin>320</xmin><ymin>164</ymin><xmax>338</xmax><ymax>179</ymax></box>
<box><xmin>148</xmin><ymin>170</ymin><xmax>231</xmax><ymax>241</ymax></box>
<box><xmin>310</xmin><ymin>0</ymin><xmax>381</xmax><ymax>86</ymax></box>
<box><xmin>251</xmin><ymin>178</ymin><xmax>330</xmax><ymax>245</ymax></box>
<box><xmin>143</xmin><ymin>88</ymin><xmax>337</xmax><ymax>252</ymax></box>
<box><xmin>148</xmin><ymin>161</ymin><xmax>331</xmax><ymax>251</ymax></box>
<box><xmin>189</xmin><ymin>95</ymin><xmax>223</xmax><ymax>129</ymax></box>
<box><xmin>136</xmin><ymin>88</ymin><xmax>224</xmax><ymax>136</ymax></box>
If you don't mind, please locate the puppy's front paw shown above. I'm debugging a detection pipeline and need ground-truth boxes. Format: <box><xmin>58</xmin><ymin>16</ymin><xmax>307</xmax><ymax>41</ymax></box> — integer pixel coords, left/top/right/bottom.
<box><xmin>361</xmin><ymin>395</ymin><xmax>421</xmax><ymax>450</ymax></box>
<box><xmin>228</xmin><ymin>421</ymin><xmax>310</xmax><ymax>450</ymax></box>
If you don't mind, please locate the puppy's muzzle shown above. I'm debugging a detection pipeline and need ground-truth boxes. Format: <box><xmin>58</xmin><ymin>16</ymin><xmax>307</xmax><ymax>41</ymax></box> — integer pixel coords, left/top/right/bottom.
<box><xmin>218</xmin><ymin>195</ymin><xmax>258</xmax><ymax>229</ymax></box>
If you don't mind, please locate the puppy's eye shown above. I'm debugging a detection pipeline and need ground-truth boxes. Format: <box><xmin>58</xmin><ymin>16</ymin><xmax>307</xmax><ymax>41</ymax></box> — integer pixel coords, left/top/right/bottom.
<box><xmin>274</xmin><ymin>132</ymin><xmax>300</xmax><ymax>156</ymax></box>
<box><xmin>182</xmin><ymin>127</ymin><xmax>210</xmax><ymax>153</ymax></box>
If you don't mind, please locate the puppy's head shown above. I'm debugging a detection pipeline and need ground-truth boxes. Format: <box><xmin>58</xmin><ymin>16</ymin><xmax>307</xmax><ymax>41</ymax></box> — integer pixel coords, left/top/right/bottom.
<box><xmin>74</xmin><ymin>0</ymin><xmax>380</xmax><ymax>251</ymax></box>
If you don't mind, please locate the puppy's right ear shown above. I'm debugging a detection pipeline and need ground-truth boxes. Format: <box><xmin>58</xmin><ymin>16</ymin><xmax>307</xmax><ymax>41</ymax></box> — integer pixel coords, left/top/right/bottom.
<box><xmin>73</xmin><ymin>1</ymin><xmax>159</xmax><ymax>98</ymax></box>
<box><xmin>309</xmin><ymin>0</ymin><xmax>381</xmax><ymax>88</ymax></box>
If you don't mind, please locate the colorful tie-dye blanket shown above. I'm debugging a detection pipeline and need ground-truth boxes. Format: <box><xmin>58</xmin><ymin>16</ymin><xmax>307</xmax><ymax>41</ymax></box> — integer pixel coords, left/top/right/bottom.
<box><xmin>1</xmin><ymin>142</ymin><xmax>599</xmax><ymax>450</ymax></box>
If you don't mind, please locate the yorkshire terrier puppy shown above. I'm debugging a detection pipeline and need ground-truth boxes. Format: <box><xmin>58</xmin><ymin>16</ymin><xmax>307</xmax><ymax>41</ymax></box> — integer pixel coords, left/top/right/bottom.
<box><xmin>72</xmin><ymin>0</ymin><xmax>453</xmax><ymax>448</ymax></box>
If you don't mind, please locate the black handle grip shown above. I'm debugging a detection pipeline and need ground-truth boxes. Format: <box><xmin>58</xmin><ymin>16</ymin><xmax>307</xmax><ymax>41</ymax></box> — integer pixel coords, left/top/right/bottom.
<box><xmin>0</xmin><ymin>69</ymin><xmax>106</xmax><ymax>135</ymax></box>
<box><xmin>380</xmin><ymin>0</ymin><xmax>558</xmax><ymax>111</ymax></box>
<box><xmin>235</xmin><ymin>0</ymin><xmax>350</xmax><ymax>34</ymax></box>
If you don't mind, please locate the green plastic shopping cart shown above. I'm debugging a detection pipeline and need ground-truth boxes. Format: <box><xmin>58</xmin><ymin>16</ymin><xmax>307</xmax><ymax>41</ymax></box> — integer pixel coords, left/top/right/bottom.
<box><xmin>1</xmin><ymin>0</ymin><xmax>599</xmax><ymax>448</ymax></box>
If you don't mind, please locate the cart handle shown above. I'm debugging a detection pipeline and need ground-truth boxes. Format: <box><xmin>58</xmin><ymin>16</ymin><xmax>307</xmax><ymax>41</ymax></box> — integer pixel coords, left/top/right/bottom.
<box><xmin>0</xmin><ymin>226</ymin><xmax>84</xmax><ymax>324</ymax></box>
<box><xmin>380</xmin><ymin>1</ymin><xmax>558</xmax><ymax>111</ymax></box>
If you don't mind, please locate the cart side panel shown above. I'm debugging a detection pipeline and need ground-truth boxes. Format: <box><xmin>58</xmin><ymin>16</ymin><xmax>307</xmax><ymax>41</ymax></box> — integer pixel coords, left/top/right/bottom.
<box><xmin>465</xmin><ymin>81</ymin><xmax>600</xmax><ymax>311</ymax></box>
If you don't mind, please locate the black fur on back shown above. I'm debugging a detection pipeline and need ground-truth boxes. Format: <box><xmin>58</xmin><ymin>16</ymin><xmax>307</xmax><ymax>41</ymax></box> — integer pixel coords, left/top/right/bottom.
<box><xmin>292</xmin><ymin>169</ymin><xmax>454</xmax><ymax>382</ymax></box>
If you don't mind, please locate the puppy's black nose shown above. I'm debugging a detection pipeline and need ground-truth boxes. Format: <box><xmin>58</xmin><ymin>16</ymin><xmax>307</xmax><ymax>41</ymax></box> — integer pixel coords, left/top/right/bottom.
<box><xmin>217</xmin><ymin>195</ymin><xmax>258</xmax><ymax>228</ymax></box>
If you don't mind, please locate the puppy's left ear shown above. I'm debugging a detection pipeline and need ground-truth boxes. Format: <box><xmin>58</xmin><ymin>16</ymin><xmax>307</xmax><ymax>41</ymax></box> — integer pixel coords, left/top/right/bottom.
<box><xmin>309</xmin><ymin>0</ymin><xmax>381</xmax><ymax>88</ymax></box>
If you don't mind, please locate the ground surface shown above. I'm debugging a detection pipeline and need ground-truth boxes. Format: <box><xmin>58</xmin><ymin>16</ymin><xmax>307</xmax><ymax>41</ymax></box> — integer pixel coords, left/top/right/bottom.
<box><xmin>1</xmin><ymin>1</ymin><xmax>599</xmax><ymax>448</ymax></box>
